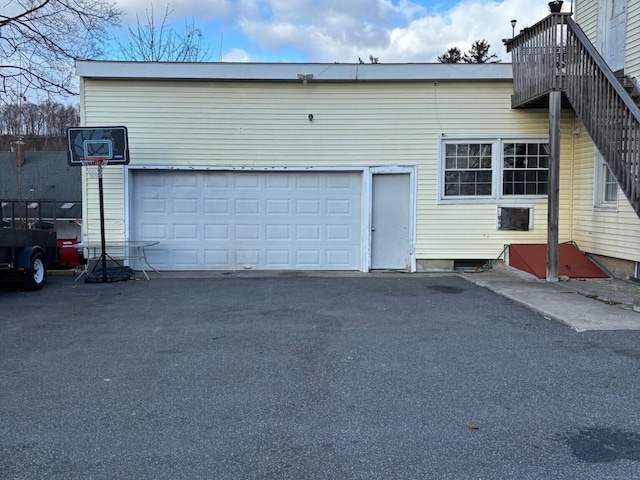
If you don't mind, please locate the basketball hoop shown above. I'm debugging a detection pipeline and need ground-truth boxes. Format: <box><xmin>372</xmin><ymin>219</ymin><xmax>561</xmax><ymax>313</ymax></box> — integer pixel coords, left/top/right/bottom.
<box><xmin>80</xmin><ymin>157</ymin><xmax>109</xmax><ymax>179</ymax></box>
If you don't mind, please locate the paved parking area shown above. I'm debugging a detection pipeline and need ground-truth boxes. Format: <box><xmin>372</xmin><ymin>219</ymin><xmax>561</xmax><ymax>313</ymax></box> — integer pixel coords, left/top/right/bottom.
<box><xmin>1</xmin><ymin>274</ymin><xmax>640</xmax><ymax>479</ymax></box>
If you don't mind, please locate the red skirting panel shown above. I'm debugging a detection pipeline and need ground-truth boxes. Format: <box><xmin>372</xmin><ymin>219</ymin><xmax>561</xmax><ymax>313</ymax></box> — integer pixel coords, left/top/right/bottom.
<box><xmin>507</xmin><ymin>243</ymin><xmax>609</xmax><ymax>279</ymax></box>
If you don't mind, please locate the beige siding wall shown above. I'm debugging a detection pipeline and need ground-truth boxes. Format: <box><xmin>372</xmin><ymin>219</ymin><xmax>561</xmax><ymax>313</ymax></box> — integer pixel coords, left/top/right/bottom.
<box><xmin>82</xmin><ymin>78</ymin><xmax>573</xmax><ymax>262</ymax></box>
<box><xmin>571</xmin><ymin>123</ymin><xmax>640</xmax><ymax>262</ymax></box>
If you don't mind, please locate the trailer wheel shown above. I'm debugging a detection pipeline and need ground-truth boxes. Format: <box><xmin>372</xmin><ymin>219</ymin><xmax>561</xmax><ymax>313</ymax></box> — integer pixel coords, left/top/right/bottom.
<box><xmin>25</xmin><ymin>251</ymin><xmax>46</xmax><ymax>290</ymax></box>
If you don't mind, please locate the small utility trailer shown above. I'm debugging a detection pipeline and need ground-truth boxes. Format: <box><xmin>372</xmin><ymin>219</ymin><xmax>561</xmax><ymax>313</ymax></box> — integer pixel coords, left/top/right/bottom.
<box><xmin>0</xmin><ymin>200</ymin><xmax>59</xmax><ymax>290</ymax></box>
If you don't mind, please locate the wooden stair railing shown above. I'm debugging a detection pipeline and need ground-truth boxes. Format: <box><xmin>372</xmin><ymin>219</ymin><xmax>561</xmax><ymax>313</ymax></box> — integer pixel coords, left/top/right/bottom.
<box><xmin>506</xmin><ymin>13</ymin><xmax>640</xmax><ymax>218</ymax></box>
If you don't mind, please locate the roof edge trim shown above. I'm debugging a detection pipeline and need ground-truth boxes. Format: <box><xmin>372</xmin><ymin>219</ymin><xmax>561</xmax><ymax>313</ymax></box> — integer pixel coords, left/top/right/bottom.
<box><xmin>75</xmin><ymin>60</ymin><xmax>513</xmax><ymax>82</ymax></box>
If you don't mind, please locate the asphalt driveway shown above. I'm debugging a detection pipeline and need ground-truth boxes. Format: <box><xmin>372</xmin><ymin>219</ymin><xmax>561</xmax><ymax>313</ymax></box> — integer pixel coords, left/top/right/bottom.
<box><xmin>1</xmin><ymin>273</ymin><xmax>640</xmax><ymax>479</ymax></box>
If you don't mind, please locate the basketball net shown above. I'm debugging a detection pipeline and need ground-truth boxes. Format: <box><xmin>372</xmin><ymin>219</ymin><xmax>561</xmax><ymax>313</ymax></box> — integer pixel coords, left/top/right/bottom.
<box><xmin>80</xmin><ymin>157</ymin><xmax>110</xmax><ymax>179</ymax></box>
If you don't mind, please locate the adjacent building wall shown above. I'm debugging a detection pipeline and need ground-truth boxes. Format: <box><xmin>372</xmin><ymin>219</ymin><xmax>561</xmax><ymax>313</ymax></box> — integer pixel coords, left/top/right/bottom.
<box><xmin>571</xmin><ymin>121</ymin><xmax>640</xmax><ymax>268</ymax></box>
<box><xmin>569</xmin><ymin>0</ymin><xmax>640</xmax><ymax>273</ymax></box>
<box><xmin>574</xmin><ymin>0</ymin><xmax>599</xmax><ymax>41</ymax></box>
<box><xmin>625</xmin><ymin>0</ymin><xmax>640</xmax><ymax>77</ymax></box>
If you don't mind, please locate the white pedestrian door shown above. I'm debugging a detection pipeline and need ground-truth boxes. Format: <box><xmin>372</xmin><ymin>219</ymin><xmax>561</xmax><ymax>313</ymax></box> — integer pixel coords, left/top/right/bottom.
<box><xmin>602</xmin><ymin>0</ymin><xmax>627</xmax><ymax>72</ymax></box>
<box><xmin>370</xmin><ymin>173</ymin><xmax>411</xmax><ymax>270</ymax></box>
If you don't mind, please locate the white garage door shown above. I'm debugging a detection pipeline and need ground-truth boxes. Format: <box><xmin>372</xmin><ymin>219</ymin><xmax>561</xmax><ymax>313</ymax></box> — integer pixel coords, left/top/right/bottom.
<box><xmin>130</xmin><ymin>170</ymin><xmax>362</xmax><ymax>270</ymax></box>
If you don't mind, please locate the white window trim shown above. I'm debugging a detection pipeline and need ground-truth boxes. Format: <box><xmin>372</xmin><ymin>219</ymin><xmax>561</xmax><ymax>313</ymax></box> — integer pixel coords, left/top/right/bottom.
<box><xmin>593</xmin><ymin>150</ymin><xmax>619</xmax><ymax>211</ymax></box>
<box><xmin>438</xmin><ymin>134</ymin><xmax>550</xmax><ymax>204</ymax></box>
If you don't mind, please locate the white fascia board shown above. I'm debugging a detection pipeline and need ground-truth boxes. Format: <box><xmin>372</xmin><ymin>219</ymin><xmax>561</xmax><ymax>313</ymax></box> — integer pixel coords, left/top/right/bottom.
<box><xmin>75</xmin><ymin>60</ymin><xmax>513</xmax><ymax>82</ymax></box>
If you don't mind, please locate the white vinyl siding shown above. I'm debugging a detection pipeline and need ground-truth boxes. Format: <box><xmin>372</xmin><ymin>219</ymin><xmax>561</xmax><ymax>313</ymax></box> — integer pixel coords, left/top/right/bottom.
<box><xmin>575</xmin><ymin>0</ymin><xmax>600</xmax><ymax>42</ymax></box>
<box><xmin>574</xmin><ymin>0</ymin><xmax>598</xmax><ymax>45</ymax></box>
<box><xmin>82</xmin><ymin>167</ymin><xmax>125</xmax><ymax>245</ymax></box>
<box><xmin>625</xmin><ymin>0</ymin><xmax>640</xmax><ymax>77</ymax></box>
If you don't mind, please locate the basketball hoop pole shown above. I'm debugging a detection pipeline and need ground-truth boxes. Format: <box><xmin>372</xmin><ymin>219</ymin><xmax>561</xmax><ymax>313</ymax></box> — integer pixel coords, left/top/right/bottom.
<box><xmin>81</xmin><ymin>158</ymin><xmax>109</xmax><ymax>283</ymax></box>
<box><xmin>97</xmin><ymin>161</ymin><xmax>108</xmax><ymax>283</ymax></box>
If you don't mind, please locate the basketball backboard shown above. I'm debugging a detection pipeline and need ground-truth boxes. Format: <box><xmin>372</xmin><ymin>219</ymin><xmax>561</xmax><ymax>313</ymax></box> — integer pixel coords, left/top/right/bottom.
<box><xmin>67</xmin><ymin>126</ymin><xmax>130</xmax><ymax>166</ymax></box>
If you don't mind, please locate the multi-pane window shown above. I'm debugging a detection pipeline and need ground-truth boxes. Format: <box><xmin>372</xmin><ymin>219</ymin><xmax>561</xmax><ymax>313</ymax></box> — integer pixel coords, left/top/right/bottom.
<box><xmin>502</xmin><ymin>143</ymin><xmax>549</xmax><ymax>195</ymax></box>
<box><xmin>594</xmin><ymin>151</ymin><xmax>618</xmax><ymax>208</ymax></box>
<box><xmin>440</xmin><ymin>138</ymin><xmax>549</xmax><ymax>201</ymax></box>
<box><xmin>444</xmin><ymin>143</ymin><xmax>492</xmax><ymax>196</ymax></box>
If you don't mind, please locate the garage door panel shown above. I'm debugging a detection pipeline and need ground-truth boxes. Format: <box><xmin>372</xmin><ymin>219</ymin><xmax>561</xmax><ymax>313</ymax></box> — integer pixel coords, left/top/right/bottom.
<box><xmin>265</xmin><ymin>174</ymin><xmax>291</xmax><ymax>189</ymax></box>
<box><xmin>141</xmin><ymin>198</ymin><xmax>167</xmax><ymax>213</ymax></box>
<box><xmin>205</xmin><ymin>225</ymin><xmax>230</xmax><ymax>240</ymax></box>
<box><xmin>327</xmin><ymin>250</ymin><xmax>354</xmax><ymax>267</ymax></box>
<box><xmin>235</xmin><ymin>224</ymin><xmax>261</xmax><ymax>240</ymax></box>
<box><xmin>205</xmin><ymin>199</ymin><xmax>229</xmax><ymax>214</ymax></box>
<box><xmin>296</xmin><ymin>175</ymin><xmax>320</xmax><ymax>189</ymax></box>
<box><xmin>141</xmin><ymin>224</ymin><xmax>167</xmax><ymax>239</ymax></box>
<box><xmin>173</xmin><ymin>249</ymin><xmax>200</xmax><ymax>268</ymax></box>
<box><xmin>203</xmin><ymin>172</ymin><xmax>229</xmax><ymax>188</ymax></box>
<box><xmin>131</xmin><ymin>170</ymin><xmax>361</xmax><ymax>270</ymax></box>
<box><xmin>235</xmin><ymin>198</ymin><xmax>260</xmax><ymax>214</ymax></box>
<box><xmin>265</xmin><ymin>249</ymin><xmax>290</xmax><ymax>266</ymax></box>
<box><xmin>173</xmin><ymin>224</ymin><xmax>199</xmax><ymax>240</ymax></box>
<box><xmin>265</xmin><ymin>199</ymin><xmax>291</xmax><ymax>214</ymax></box>
<box><xmin>205</xmin><ymin>249</ymin><xmax>229</xmax><ymax>265</ymax></box>
<box><xmin>173</xmin><ymin>199</ymin><xmax>199</xmax><ymax>214</ymax></box>
<box><xmin>146</xmin><ymin>247</ymin><xmax>171</xmax><ymax>269</ymax></box>
<box><xmin>297</xmin><ymin>250</ymin><xmax>321</xmax><ymax>266</ymax></box>
<box><xmin>327</xmin><ymin>224</ymin><xmax>352</xmax><ymax>240</ymax></box>
<box><xmin>266</xmin><ymin>224</ymin><xmax>290</xmax><ymax>240</ymax></box>
<box><xmin>327</xmin><ymin>199</ymin><xmax>353</xmax><ymax>215</ymax></box>
<box><xmin>235</xmin><ymin>174</ymin><xmax>260</xmax><ymax>189</ymax></box>
<box><xmin>236</xmin><ymin>250</ymin><xmax>260</xmax><ymax>265</ymax></box>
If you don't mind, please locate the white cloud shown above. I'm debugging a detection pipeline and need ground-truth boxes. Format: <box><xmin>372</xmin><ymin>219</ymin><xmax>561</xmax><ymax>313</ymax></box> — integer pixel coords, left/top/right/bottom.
<box><xmin>220</xmin><ymin>48</ymin><xmax>254</xmax><ymax>62</ymax></box>
<box><xmin>107</xmin><ymin>0</ymin><xmax>572</xmax><ymax>63</ymax></box>
<box><xmin>235</xmin><ymin>0</ymin><xmax>562</xmax><ymax>63</ymax></box>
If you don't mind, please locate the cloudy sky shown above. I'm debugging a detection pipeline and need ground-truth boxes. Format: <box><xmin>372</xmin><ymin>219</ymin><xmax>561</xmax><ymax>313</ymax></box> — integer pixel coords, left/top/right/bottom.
<box><xmin>109</xmin><ymin>0</ymin><xmax>573</xmax><ymax>63</ymax></box>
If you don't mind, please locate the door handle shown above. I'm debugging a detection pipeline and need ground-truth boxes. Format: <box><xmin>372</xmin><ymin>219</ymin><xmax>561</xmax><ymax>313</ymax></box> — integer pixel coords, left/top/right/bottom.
<box><xmin>371</xmin><ymin>227</ymin><xmax>376</xmax><ymax>232</ymax></box>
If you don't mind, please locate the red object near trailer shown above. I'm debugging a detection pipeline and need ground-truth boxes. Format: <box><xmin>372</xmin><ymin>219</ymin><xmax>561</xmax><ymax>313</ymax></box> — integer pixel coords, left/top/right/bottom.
<box><xmin>57</xmin><ymin>238</ymin><xmax>80</xmax><ymax>267</ymax></box>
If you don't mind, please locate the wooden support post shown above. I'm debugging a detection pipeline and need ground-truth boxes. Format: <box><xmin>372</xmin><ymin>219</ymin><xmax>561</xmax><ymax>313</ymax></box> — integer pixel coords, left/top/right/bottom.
<box><xmin>547</xmin><ymin>91</ymin><xmax>561</xmax><ymax>283</ymax></box>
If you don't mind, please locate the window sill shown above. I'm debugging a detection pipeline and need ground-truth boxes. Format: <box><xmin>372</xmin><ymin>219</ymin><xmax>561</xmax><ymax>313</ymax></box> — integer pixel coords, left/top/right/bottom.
<box><xmin>438</xmin><ymin>196</ymin><xmax>548</xmax><ymax>205</ymax></box>
<box><xmin>593</xmin><ymin>204</ymin><xmax>618</xmax><ymax>213</ymax></box>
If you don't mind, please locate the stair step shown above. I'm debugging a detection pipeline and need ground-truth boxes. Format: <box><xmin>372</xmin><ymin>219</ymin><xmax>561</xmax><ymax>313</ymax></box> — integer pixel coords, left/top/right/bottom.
<box><xmin>618</xmin><ymin>76</ymin><xmax>640</xmax><ymax>104</ymax></box>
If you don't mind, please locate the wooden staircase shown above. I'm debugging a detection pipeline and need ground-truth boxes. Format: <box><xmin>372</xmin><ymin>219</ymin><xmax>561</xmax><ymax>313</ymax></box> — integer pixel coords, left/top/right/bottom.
<box><xmin>505</xmin><ymin>13</ymin><xmax>640</xmax><ymax>219</ymax></box>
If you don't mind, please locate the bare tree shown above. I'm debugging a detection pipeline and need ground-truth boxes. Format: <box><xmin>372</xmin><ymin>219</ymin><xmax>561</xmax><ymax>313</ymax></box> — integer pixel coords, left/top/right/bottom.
<box><xmin>1</xmin><ymin>101</ymin><xmax>79</xmax><ymax>137</ymax></box>
<box><xmin>116</xmin><ymin>4</ymin><xmax>211</xmax><ymax>62</ymax></box>
<box><xmin>0</xmin><ymin>104</ymin><xmax>22</xmax><ymax>136</ymax></box>
<box><xmin>0</xmin><ymin>0</ymin><xmax>122</xmax><ymax>99</ymax></box>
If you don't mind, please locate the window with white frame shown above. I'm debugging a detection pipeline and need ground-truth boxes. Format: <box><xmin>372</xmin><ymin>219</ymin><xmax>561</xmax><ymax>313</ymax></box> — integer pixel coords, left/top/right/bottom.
<box><xmin>594</xmin><ymin>151</ymin><xmax>618</xmax><ymax>209</ymax></box>
<box><xmin>440</xmin><ymin>137</ymin><xmax>549</xmax><ymax>202</ymax></box>
<box><xmin>502</xmin><ymin>143</ymin><xmax>549</xmax><ymax>195</ymax></box>
<box><xmin>443</xmin><ymin>143</ymin><xmax>493</xmax><ymax>196</ymax></box>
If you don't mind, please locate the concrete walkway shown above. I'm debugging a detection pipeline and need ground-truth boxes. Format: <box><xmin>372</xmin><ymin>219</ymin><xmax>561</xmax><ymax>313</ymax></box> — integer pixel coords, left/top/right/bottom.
<box><xmin>463</xmin><ymin>263</ymin><xmax>640</xmax><ymax>332</ymax></box>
